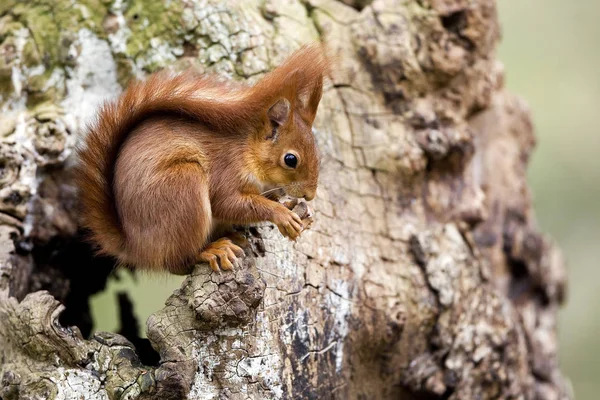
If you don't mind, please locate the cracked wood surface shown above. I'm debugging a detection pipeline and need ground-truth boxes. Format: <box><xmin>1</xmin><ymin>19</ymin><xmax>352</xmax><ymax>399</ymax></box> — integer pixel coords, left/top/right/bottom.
<box><xmin>0</xmin><ymin>0</ymin><xmax>571</xmax><ymax>399</ymax></box>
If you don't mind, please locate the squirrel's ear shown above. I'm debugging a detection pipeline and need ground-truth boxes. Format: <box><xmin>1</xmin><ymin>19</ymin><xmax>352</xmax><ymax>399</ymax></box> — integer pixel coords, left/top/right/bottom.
<box><xmin>265</xmin><ymin>98</ymin><xmax>290</xmax><ymax>141</ymax></box>
<box><xmin>268</xmin><ymin>98</ymin><xmax>290</xmax><ymax>127</ymax></box>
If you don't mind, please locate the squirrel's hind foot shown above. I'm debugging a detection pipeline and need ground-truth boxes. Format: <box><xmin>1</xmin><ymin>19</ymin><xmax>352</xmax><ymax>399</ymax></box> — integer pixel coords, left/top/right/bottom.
<box><xmin>198</xmin><ymin>237</ymin><xmax>245</xmax><ymax>272</ymax></box>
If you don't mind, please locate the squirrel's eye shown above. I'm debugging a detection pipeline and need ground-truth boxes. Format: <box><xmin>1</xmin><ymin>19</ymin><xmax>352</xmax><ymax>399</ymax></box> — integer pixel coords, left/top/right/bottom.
<box><xmin>284</xmin><ymin>153</ymin><xmax>298</xmax><ymax>168</ymax></box>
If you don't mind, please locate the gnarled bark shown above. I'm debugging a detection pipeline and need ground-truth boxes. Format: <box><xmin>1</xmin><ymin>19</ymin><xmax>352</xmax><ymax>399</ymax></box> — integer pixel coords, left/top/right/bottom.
<box><xmin>0</xmin><ymin>0</ymin><xmax>571</xmax><ymax>399</ymax></box>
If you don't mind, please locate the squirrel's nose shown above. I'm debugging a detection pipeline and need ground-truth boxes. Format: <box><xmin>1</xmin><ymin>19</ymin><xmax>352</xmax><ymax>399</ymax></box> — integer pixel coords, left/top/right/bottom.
<box><xmin>303</xmin><ymin>189</ymin><xmax>316</xmax><ymax>201</ymax></box>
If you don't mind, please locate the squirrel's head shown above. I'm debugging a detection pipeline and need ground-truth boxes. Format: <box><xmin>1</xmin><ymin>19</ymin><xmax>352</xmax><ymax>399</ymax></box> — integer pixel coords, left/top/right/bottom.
<box><xmin>250</xmin><ymin>73</ymin><xmax>323</xmax><ymax>201</ymax></box>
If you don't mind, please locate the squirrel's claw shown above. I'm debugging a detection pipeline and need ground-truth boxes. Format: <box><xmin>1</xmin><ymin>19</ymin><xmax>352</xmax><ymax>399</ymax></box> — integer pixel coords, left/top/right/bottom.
<box><xmin>198</xmin><ymin>237</ymin><xmax>244</xmax><ymax>272</ymax></box>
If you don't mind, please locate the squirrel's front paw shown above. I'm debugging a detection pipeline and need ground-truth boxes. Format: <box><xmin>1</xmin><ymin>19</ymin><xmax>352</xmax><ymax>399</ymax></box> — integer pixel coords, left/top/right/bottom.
<box><xmin>272</xmin><ymin>207</ymin><xmax>303</xmax><ymax>241</ymax></box>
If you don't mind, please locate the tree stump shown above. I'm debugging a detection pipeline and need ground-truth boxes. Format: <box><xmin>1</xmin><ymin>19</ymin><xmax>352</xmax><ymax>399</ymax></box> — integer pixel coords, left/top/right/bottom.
<box><xmin>0</xmin><ymin>0</ymin><xmax>571</xmax><ymax>399</ymax></box>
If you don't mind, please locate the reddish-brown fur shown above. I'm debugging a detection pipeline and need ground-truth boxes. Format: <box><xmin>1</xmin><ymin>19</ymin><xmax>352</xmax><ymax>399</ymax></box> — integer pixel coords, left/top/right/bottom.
<box><xmin>76</xmin><ymin>44</ymin><xmax>328</xmax><ymax>273</ymax></box>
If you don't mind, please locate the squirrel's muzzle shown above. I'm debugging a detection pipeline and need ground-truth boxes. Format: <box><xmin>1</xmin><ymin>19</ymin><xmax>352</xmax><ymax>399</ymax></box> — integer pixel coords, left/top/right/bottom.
<box><xmin>303</xmin><ymin>187</ymin><xmax>316</xmax><ymax>201</ymax></box>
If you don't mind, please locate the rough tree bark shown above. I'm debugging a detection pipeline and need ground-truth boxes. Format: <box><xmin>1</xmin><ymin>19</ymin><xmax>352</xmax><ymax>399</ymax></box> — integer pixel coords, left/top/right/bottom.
<box><xmin>0</xmin><ymin>0</ymin><xmax>572</xmax><ymax>399</ymax></box>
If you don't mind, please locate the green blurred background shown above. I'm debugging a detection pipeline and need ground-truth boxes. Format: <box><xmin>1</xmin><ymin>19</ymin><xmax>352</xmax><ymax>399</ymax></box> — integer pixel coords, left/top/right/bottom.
<box><xmin>91</xmin><ymin>1</ymin><xmax>600</xmax><ymax>398</ymax></box>
<box><xmin>498</xmin><ymin>1</ymin><xmax>600</xmax><ymax>398</ymax></box>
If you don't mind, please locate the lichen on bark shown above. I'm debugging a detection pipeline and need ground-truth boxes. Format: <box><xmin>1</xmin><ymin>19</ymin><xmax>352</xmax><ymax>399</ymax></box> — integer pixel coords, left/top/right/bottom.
<box><xmin>0</xmin><ymin>0</ymin><xmax>571</xmax><ymax>399</ymax></box>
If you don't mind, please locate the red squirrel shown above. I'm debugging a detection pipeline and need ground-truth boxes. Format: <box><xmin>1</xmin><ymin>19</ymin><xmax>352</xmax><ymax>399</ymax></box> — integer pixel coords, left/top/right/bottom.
<box><xmin>76</xmin><ymin>44</ymin><xmax>328</xmax><ymax>274</ymax></box>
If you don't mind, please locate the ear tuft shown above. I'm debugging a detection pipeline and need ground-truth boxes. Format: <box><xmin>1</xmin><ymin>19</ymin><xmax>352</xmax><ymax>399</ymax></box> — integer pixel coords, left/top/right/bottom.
<box><xmin>268</xmin><ymin>98</ymin><xmax>290</xmax><ymax>126</ymax></box>
<box><xmin>306</xmin><ymin>74</ymin><xmax>323</xmax><ymax>124</ymax></box>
